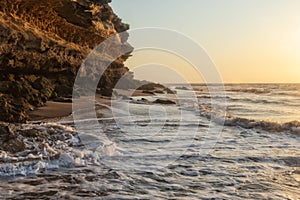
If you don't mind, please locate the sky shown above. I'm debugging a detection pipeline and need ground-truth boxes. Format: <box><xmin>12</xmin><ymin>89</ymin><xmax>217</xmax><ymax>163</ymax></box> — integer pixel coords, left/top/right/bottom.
<box><xmin>111</xmin><ymin>0</ymin><xmax>300</xmax><ymax>83</ymax></box>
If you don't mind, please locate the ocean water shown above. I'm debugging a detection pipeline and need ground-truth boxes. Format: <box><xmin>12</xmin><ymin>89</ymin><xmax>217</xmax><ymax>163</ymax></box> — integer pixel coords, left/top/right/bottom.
<box><xmin>0</xmin><ymin>84</ymin><xmax>299</xmax><ymax>199</ymax></box>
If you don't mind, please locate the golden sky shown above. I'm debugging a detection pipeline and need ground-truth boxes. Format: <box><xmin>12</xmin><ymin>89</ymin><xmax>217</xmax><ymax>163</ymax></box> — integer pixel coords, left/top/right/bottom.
<box><xmin>112</xmin><ymin>0</ymin><xmax>300</xmax><ymax>83</ymax></box>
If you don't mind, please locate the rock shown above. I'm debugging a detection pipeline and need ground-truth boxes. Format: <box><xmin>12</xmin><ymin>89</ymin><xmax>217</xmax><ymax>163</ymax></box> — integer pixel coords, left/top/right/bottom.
<box><xmin>33</xmin><ymin>77</ymin><xmax>52</xmax><ymax>91</ymax></box>
<box><xmin>153</xmin><ymin>90</ymin><xmax>164</xmax><ymax>94</ymax></box>
<box><xmin>153</xmin><ymin>99</ymin><xmax>176</xmax><ymax>105</ymax></box>
<box><xmin>137</xmin><ymin>83</ymin><xmax>175</xmax><ymax>95</ymax></box>
<box><xmin>0</xmin><ymin>95</ymin><xmax>28</xmax><ymax>122</ymax></box>
<box><xmin>165</xmin><ymin>88</ymin><xmax>177</xmax><ymax>94</ymax></box>
<box><xmin>0</xmin><ymin>124</ymin><xmax>26</xmax><ymax>154</ymax></box>
<box><xmin>0</xmin><ymin>81</ymin><xmax>12</xmax><ymax>93</ymax></box>
<box><xmin>143</xmin><ymin>90</ymin><xmax>155</xmax><ymax>95</ymax></box>
<box><xmin>0</xmin><ymin>0</ymin><xmax>132</xmax><ymax>122</ymax></box>
<box><xmin>19</xmin><ymin>129</ymin><xmax>50</xmax><ymax>140</ymax></box>
<box><xmin>2</xmin><ymin>136</ymin><xmax>26</xmax><ymax>154</ymax></box>
<box><xmin>139</xmin><ymin>98</ymin><xmax>149</xmax><ymax>102</ymax></box>
<box><xmin>175</xmin><ymin>86</ymin><xmax>190</xmax><ymax>91</ymax></box>
<box><xmin>54</xmin><ymin>85</ymin><xmax>74</xmax><ymax>98</ymax></box>
<box><xmin>137</xmin><ymin>83</ymin><xmax>164</xmax><ymax>91</ymax></box>
<box><xmin>32</xmin><ymin>77</ymin><xmax>55</xmax><ymax>100</ymax></box>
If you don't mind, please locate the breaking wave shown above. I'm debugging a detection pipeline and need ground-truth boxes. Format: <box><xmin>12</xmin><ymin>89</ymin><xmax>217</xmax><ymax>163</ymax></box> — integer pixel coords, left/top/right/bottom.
<box><xmin>199</xmin><ymin>105</ymin><xmax>300</xmax><ymax>135</ymax></box>
<box><xmin>0</xmin><ymin>122</ymin><xmax>116</xmax><ymax>176</ymax></box>
<box><xmin>224</xmin><ymin>117</ymin><xmax>300</xmax><ymax>135</ymax></box>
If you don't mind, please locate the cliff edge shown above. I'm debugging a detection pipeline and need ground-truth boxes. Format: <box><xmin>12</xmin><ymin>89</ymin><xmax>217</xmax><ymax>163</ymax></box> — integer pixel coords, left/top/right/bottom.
<box><xmin>0</xmin><ymin>0</ymin><xmax>131</xmax><ymax>122</ymax></box>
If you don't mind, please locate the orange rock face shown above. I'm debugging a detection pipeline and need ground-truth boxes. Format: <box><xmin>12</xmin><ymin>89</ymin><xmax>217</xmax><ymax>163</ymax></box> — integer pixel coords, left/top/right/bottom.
<box><xmin>0</xmin><ymin>0</ymin><xmax>131</xmax><ymax>122</ymax></box>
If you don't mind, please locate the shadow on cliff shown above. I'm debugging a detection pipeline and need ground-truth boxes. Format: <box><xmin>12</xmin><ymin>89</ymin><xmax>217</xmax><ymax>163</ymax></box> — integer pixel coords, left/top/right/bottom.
<box><xmin>0</xmin><ymin>0</ymin><xmax>136</xmax><ymax>122</ymax></box>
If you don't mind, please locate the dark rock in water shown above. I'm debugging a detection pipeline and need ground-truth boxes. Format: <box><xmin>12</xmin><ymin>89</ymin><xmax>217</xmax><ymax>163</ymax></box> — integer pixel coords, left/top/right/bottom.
<box><xmin>143</xmin><ymin>90</ymin><xmax>155</xmax><ymax>95</ymax></box>
<box><xmin>0</xmin><ymin>122</ymin><xmax>78</xmax><ymax>161</ymax></box>
<box><xmin>0</xmin><ymin>0</ymin><xmax>132</xmax><ymax>122</ymax></box>
<box><xmin>140</xmin><ymin>98</ymin><xmax>149</xmax><ymax>102</ymax></box>
<box><xmin>153</xmin><ymin>90</ymin><xmax>164</xmax><ymax>94</ymax></box>
<box><xmin>175</xmin><ymin>86</ymin><xmax>190</xmax><ymax>91</ymax></box>
<box><xmin>165</xmin><ymin>88</ymin><xmax>177</xmax><ymax>95</ymax></box>
<box><xmin>2</xmin><ymin>136</ymin><xmax>26</xmax><ymax>154</ymax></box>
<box><xmin>137</xmin><ymin>83</ymin><xmax>164</xmax><ymax>91</ymax></box>
<box><xmin>0</xmin><ymin>124</ymin><xmax>26</xmax><ymax>153</ymax></box>
<box><xmin>19</xmin><ymin>129</ymin><xmax>50</xmax><ymax>140</ymax></box>
<box><xmin>153</xmin><ymin>99</ymin><xmax>176</xmax><ymax>105</ymax></box>
<box><xmin>130</xmin><ymin>98</ymin><xmax>150</xmax><ymax>105</ymax></box>
<box><xmin>137</xmin><ymin>83</ymin><xmax>175</xmax><ymax>95</ymax></box>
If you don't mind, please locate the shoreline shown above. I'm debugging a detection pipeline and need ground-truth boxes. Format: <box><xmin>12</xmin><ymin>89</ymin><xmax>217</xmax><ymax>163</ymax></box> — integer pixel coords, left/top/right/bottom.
<box><xmin>27</xmin><ymin>89</ymin><xmax>168</xmax><ymax>123</ymax></box>
<box><xmin>28</xmin><ymin>96</ymin><xmax>113</xmax><ymax>123</ymax></box>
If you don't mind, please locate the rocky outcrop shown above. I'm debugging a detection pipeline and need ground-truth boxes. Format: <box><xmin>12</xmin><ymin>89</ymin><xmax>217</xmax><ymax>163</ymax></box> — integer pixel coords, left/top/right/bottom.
<box><xmin>153</xmin><ymin>99</ymin><xmax>176</xmax><ymax>105</ymax></box>
<box><xmin>137</xmin><ymin>83</ymin><xmax>176</xmax><ymax>95</ymax></box>
<box><xmin>0</xmin><ymin>122</ymin><xmax>77</xmax><ymax>162</ymax></box>
<box><xmin>0</xmin><ymin>0</ymin><xmax>132</xmax><ymax>122</ymax></box>
<box><xmin>0</xmin><ymin>124</ymin><xmax>26</xmax><ymax>153</ymax></box>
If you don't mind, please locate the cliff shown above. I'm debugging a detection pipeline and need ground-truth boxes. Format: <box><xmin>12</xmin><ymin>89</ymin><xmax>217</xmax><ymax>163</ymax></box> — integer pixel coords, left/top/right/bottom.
<box><xmin>0</xmin><ymin>0</ymin><xmax>132</xmax><ymax>122</ymax></box>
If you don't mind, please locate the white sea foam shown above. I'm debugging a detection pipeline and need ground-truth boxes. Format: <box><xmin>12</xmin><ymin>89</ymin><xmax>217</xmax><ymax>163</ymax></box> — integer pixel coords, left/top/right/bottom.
<box><xmin>0</xmin><ymin>122</ymin><xmax>112</xmax><ymax>176</ymax></box>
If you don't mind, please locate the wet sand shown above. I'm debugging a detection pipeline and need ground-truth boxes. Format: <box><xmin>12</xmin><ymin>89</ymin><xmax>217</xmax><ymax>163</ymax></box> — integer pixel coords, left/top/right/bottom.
<box><xmin>28</xmin><ymin>90</ymin><xmax>157</xmax><ymax>122</ymax></box>
<box><xmin>28</xmin><ymin>97</ymin><xmax>110</xmax><ymax>122</ymax></box>
<box><xmin>29</xmin><ymin>101</ymin><xmax>73</xmax><ymax>121</ymax></box>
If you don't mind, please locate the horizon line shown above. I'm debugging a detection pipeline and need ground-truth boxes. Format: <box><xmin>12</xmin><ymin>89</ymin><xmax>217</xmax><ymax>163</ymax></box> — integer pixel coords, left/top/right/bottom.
<box><xmin>161</xmin><ymin>82</ymin><xmax>300</xmax><ymax>85</ymax></box>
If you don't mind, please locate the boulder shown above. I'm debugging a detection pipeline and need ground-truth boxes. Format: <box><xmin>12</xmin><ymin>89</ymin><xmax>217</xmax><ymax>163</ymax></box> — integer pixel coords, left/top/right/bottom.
<box><xmin>137</xmin><ymin>83</ymin><xmax>175</xmax><ymax>95</ymax></box>
<box><xmin>0</xmin><ymin>124</ymin><xmax>26</xmax><ymax>154</ymax></box>
<box><xmin>153</xmin><ymin>99</ymin><xmax>176</xmax><ymax>105</ymax></box>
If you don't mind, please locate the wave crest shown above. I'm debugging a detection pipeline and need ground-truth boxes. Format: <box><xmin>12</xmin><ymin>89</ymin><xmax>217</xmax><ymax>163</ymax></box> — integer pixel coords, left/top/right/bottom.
<box><xmin>199</xmin><ymin>105</ymin><xmax>300</xmax><ymax>135</ymax></box>
<box><xmin>225</xmin><ymin>117</ymin><xmax>300</xmax><ymax>135</ymax></box>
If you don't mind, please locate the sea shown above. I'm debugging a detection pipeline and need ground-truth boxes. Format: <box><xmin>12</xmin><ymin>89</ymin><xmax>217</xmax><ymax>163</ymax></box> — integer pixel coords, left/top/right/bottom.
<box><xmin>0</xmin><ymin>83</ymin><xmax>299</xmax><ymax>199</ymax></box>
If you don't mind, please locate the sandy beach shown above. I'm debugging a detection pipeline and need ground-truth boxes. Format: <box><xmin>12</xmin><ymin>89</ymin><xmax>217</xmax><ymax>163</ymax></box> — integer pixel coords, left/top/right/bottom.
<box><xmin>28</xmin><ymin>89</ymin><xmax>159</xmax><ymax>122</ymax></box>
<box><xmin>29</xmin><ymin>101</ymin><xmax>73</xmax><ymax>121</ymax></box>
<box><xmin>27</xmin><ymin>93</ymin><xmax>132</xmax><ymax>122</ymax></box>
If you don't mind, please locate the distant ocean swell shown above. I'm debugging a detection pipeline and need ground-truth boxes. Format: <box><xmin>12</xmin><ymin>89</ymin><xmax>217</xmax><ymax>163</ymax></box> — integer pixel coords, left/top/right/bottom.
<box><xmin>198</xmin><ymin>95</ymin><xmax>300</xmax><ymax>106</ymax></box>
<box><xmin>198</xmin><ymin>105</ymin><xmax>300</xmax><ymax>135</ymax></box>
<box><xmin>224</xmin><ymin>117</ymin><xmax>300</xmax><ymax>134</ymax></box>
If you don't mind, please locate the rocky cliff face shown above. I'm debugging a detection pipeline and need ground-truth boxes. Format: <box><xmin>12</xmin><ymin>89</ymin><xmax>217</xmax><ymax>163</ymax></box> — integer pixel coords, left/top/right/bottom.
<box><xmin>0</xmin><ymin>0</ymin><xmax>131</xmax><ymax>122</ymax></box>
